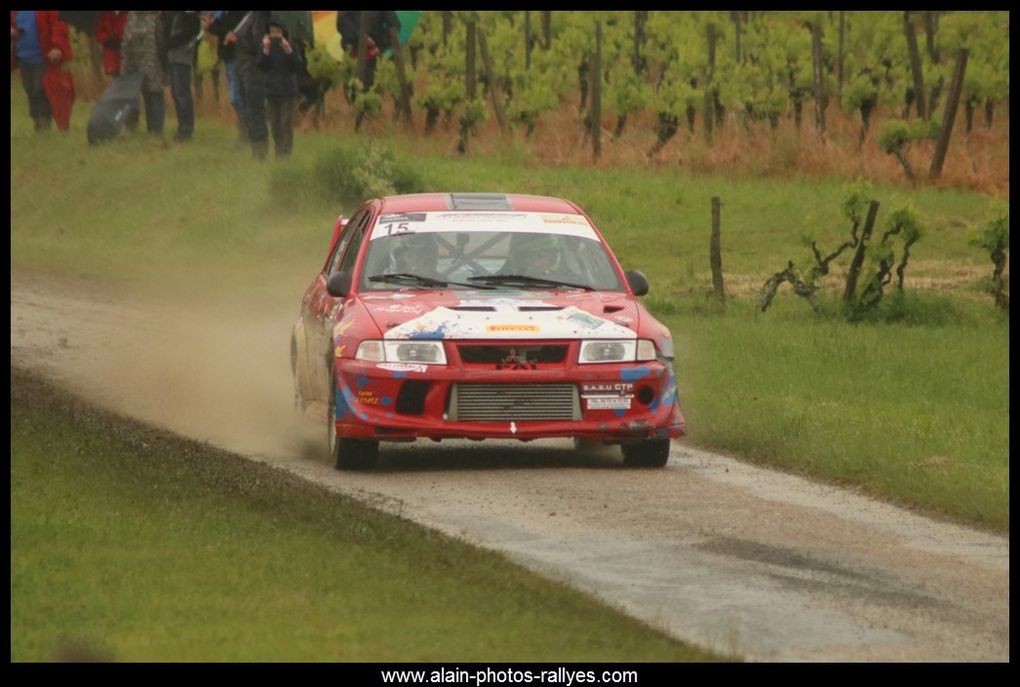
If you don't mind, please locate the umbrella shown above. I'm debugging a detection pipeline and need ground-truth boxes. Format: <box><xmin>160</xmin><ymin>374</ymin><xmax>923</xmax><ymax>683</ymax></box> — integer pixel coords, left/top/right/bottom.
<box><xmin>58</xmin><ymin>11</ymin><xmax>100</xmax><ymax>36</ymax></box>
<box><xmin>395</xmin><ymin>11</ymin><xmax>421</xmax><ymax>45</ymax></box>
<box><xmin>42</xmin><ymin>67</ymin><xmax>76</xmax><ymax>130</ymax></box>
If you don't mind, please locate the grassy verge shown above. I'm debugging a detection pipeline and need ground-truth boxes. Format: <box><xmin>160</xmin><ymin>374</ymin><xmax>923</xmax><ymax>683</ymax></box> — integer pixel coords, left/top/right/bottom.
<box><xmin>11</xmin><ymin>368</ymin><xmax>723</xmax><ymax>662</ymax></box>
<box><xmin>10</xmin><ymin>84</ymin><xmax>1008</xmax><ymax>529</ymax></box>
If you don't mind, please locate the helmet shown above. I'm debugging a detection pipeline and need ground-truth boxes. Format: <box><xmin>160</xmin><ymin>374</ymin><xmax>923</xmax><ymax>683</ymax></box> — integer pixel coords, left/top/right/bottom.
<box><xmin>509</xmin><ymin>233</ymin><xmax>560</xmax><ymax>273</ymax></box>
<box><xmin>512</xmin><ymin>233</ymin><xmax>558</xmax><ymax>256</ymax></box>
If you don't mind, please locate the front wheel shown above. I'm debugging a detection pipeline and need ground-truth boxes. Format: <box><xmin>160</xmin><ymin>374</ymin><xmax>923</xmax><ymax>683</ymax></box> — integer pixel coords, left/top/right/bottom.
<box><xmin>328</xmin><ymin>379</ymin><xmax>379</xmax><ymax>470</ymax></box>
<box><xmin>621</xmin><ymin>439</ymin><xmax>670</xmax><ymax>468</ymax></box>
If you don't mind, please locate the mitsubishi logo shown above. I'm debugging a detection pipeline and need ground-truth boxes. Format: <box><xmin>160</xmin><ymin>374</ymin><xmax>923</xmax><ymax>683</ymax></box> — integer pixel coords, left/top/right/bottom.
<box><xmin>497</xmin><ymin>348</ymin><xmax>537</xmax><ymax>370</ymax></box>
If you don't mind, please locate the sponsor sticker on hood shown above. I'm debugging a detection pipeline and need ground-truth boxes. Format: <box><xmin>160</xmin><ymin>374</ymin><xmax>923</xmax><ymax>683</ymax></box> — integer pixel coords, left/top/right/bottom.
<box><xmin>369</xmin><ymin>212</ymin><xmax>598</xmax><ymax>241</ymax></box>
<box><xmin>383</xmin><ymin>304</ymin><xmax>635</xmax><ymax>340</ymax></box>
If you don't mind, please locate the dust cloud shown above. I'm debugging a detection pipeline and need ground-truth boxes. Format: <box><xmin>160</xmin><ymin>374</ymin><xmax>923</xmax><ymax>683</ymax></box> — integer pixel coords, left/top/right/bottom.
<box><xmin>11</xmin><ymin>273</ymin><xmax>325</xmax><ymax>464</ymax></box>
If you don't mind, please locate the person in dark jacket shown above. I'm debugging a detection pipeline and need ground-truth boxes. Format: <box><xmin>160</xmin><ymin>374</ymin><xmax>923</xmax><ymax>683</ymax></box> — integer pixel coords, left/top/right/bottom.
<box><xmin>258</xmin><ymin>15</ymin><xmax>302</xmax><ymax>158</ymax></box>
<box><xmin>163</xmin><ymin>10</ymin><xmax>201</xmax><ymax>141</ymax></box>
<box><xmin>206</xmin><ymin>10</ymin><xmax>251</xmax><ymax>146</ymax></box>
<box><xmin>235</xmin><ymin>11</ymin><xmax>271</xmax><ymax>160</ymax></box>
<box><xmin>336</xmin><ymin>11</ymin><xmax>400</xmax><ymax>91</ymax></box>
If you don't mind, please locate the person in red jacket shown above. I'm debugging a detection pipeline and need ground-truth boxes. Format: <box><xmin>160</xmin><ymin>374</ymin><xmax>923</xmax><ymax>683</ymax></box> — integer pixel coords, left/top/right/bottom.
<box><xmin>11</xmin><ymin>10</ymin><xmax>73</xmax><ymax>131</ymax></box>
<box><xmin>94</xmin><ymin>11</ymin><xmax>128</xmax><ymax>76</ymax></box>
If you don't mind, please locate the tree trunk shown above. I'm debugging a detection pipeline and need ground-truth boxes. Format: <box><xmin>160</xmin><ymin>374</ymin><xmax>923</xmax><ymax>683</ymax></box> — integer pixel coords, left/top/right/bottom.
<box><xmin>356</xmin><ymin>13</ymin><xmax>369</xmax><ymax>88</ymax></box>
<box><xmin>477</xmin><ymin>29</ymin><xmax>507</xmax><ymax>132</ymax></box>
<box><xmin>858</xmin><ymin>99</ymin><xmax>875</xmax><ymax>148</ymax></box>
<box><xmin>389</xmin><ymin>27</ymin><xmax>413</xmax><ymax>123</ymax></box>
<box><xmin>524</xmin><ymin>11</ymin><xmax>532</xmax><ymax>70</ymax></box>
<box><xmin>985</xmin><ymin>101</ymin><xmax>994</xmax><ymax>129</ymax></box>
<box><xmin>686</xmin><ymin>104</ymin><xmax>697</xmax><ymax>134</ymax></box>
<box><xmin>704</xmin><ymin>23</ymin><xmax>717</xmax><ymax>143</ymax></box>
<box><xmin>732</xmin><ymin>12</ymin><xmax>741</xmax><ymax>63</ymax></box>
<box><xmin>929</xmin><ymin>48</ymin><xmax>969</xmax><ymax>180</ymax></box>
<box><xmin>592</xmin><ymin>22</ymin><xmax>602</xmax><ymax>160</ymax></box>
<box><xmin>904</xmin><ymin>12</ymin><xmax>927</xmax><ymax>120</ymax></box>
<box><xmin>837</xmin><ymin>12</ymin><xmax>846</xmax><ymax>103</ymax></box>
<box><xmin>633</xmin><ymin>11</ymin><xmax>647</xmax><ymax>74</ymax></box>
<box><xmin>541</xmin><ymin>11</ymin><xmax>551</xmax><ymax>50</ymax></box>
<box><xmin>649</xmin><ymin>114</ymin><xmax>678</xmax><ymax>157</ymax></box>
<box><xmin>811</xmin><ymin>22</ymin><xmax>826</xmax><ymax>140</ymax></box>
<box><xmin>894</xmin><ymin>148</ymin><xmax>916</xmax><ymax>183</ymax></box>
<box><xmin>614</xmin><ymin>113</ymin><xmax>627</xmax><ymax>140</ymax></box>
<box><xmin>843</xmin><ymin>200</ymin><xmax>881</xmax><ymax>304</ymax></box>
<box><xmin>578</xmin><ymin>57</ymin><xmax>589</xmax><ymax>113</ymax></box>
<box><xmin>924</xmin><ymin>12</ymin><xmax>940</xmax><ymax>63</ymax></box>
<box><xmin>465</xmin><ymin>19</ymin><xmax>477</xmax><ymax>101</ymax></box>
<box><xmin>964</xmin><ymin>99</ymin><xmax>975</xmax><ymax>134</ymax></box>
<box><xmin>442</xmin><ymin>11</ymin><xmax>451</xmax><ymax>47</ymax></box>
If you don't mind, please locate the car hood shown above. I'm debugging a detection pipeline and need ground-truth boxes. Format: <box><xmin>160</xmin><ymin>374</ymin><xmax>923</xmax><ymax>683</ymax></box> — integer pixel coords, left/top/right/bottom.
<box><xmin>358</xmin><ymin>290</ymin><xmax>641</xmax><ymax>340</ymax></box>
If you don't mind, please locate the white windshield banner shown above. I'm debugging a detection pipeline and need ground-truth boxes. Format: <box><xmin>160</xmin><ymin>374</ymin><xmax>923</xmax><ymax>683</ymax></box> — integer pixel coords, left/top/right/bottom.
<box><xmin>370</xmin><ymin>211</ymin><xmax>598</xmax><ymax>241</ymax></box>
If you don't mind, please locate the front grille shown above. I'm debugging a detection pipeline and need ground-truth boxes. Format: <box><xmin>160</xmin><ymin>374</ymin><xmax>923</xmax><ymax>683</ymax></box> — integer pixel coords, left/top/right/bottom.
<box><xmin>450</xmin><ymin>384</ymin><xmax>580</xmax><ymax>421</ymax></box>
<box><xmin>458</xmin><ymin>345</ymin><xmax>567</xmax><ymax>365</ymax></box>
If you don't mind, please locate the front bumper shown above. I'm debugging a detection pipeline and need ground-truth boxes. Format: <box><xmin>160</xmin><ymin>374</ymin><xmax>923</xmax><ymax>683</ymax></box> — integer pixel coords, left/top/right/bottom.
<box><xmin>332</xmin><ymin>348</ymin><xmax>685</xmax><ymax>442</ymax></box>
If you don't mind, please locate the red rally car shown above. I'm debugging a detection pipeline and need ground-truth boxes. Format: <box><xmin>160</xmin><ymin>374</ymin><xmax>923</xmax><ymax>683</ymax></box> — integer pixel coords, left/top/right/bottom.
<box><xmin>291</xmin><ymin>193</ymin><xmax>685</xmax><ymax>470</ymax></box>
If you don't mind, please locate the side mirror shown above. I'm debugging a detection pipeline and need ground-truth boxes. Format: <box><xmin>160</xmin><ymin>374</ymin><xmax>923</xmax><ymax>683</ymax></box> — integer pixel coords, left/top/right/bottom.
<box><xmin>327</xmin><ymin>270</ymin><xmax>353</xmax><ymax>298</ymax></box>
<box><xmin>625</xmin><ymin>270</ymin><xmax>649</xmax><ymax>296</ymax></box>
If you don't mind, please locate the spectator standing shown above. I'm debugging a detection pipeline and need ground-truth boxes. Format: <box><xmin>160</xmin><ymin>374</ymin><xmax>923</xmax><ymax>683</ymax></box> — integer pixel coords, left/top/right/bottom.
<box><xmin>10</xmin><ymin>10</ymin><xmax>73</xmax><ymax>132</ymax></box>
<box><xmin>164</xmin><ymin>10</ymin><xmax>201</xmax><ymax>142</ymax></box>
<box><xmin>94</xmin><ymin>11</ymin><xmax>128</xmax><ymax>76</ymax></box>
<box><xmin>235</xmin><ymin>11</ymin><xmax>271</xmax><ymax>160</ymax></box>
<box><xmin>206</xmin><ymin>11</ymin><xmax>252</xmax><ymax>147</ymax></box>
<box><xmin>120</xmin><ymin>11</ymin><xmax>166</xmax><ymax>136</ymax></box>
<box><xmin>258</xmin><ymin>15</ymin><xmax>302</xmax><ymax>158</ymax></box>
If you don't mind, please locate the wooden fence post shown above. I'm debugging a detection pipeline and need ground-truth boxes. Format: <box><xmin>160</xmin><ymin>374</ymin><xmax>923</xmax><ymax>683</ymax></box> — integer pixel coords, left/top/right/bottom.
<box><xmin>710</xmin><ymin>197</ymin><xmax>726</xmax><ymax>307</ymax></box>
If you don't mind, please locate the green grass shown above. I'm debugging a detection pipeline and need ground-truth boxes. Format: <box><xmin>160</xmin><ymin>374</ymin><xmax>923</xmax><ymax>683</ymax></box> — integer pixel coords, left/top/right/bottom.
<box><xmin>10</xmin><ymin>83</ymin><xmax>1009</xmax><ymax>529</ymax></box>
<box><xmin>11</xmin><ymin>369</ymin><xmax>723</xmax><ymax>662</ymax></box>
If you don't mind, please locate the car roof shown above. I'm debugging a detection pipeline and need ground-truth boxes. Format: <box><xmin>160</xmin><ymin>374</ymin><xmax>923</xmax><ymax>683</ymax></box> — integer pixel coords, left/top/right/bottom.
<box><xmin>378</xmin><ymin>193</ymin><xmax>583</xmax><ymax>215</ymax></box>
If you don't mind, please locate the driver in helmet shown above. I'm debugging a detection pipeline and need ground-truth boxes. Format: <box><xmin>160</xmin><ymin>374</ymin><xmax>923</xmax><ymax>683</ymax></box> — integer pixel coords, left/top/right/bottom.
<box><xmin>391</xmin><ymin>232</ymin><xmax>442</xmax><ymax>279</ymax></box>
<box><xmin>500</xmin><ymin>233</ymin><xmax>581</xmax><ymax>282</ymax></box>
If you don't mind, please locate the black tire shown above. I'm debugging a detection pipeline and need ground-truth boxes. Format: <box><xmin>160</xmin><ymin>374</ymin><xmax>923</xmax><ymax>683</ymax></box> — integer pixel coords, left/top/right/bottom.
<box><xmin>333</xmin><ymin>437</ymin><xmax>379</xmax><ymax>471</ymax></box>
<box><xmin>328</xmin><ymin>378</ymin><xmax>379</xmax><ymax>470</ymax></box>
<box><xmin>621</xmin><ymin>439</ymin><xmax>670</xmax><ymax>468</ymax></box>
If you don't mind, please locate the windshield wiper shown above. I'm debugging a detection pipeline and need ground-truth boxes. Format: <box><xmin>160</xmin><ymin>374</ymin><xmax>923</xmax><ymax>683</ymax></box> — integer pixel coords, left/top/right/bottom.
<box><xmin>467</xmin><ymin>274</ymin><xmax>594</xmax><ymax>291</ymax></box>
<box><xmin>367</xmin><ymin>273</ymin><xmax>495</xmax><ymax>290</ymax></box>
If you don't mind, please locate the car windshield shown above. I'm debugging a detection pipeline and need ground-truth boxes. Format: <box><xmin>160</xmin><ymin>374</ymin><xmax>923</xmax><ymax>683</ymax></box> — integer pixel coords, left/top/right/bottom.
<box><xmin>359</xmin><ymin>216</ymin><xmax>624</xmax><ymax>292</ymax></box>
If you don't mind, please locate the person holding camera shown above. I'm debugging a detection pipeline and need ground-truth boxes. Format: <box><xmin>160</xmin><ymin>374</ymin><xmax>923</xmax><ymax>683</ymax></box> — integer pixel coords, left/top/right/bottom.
<box><xmin>257</xmin><ymin>16</ymin><xmax>302</xmax><ymax>158</ymax></box>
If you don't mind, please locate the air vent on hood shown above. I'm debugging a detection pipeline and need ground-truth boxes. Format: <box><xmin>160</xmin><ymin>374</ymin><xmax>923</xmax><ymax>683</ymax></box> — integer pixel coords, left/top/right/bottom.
<box><xmin>447</xmin><ymin>193</ymin><xmax>513</xmax><ymax>211</ymax></box>
<box><xmin>448</xmin><ymin>306</ymin><xmax>496</xmax><ymax>312</ymax></box>
<box><xmin>517</xmin><ymin>306</ymin><xmax>563</xmax><ymax>312</ymax></box>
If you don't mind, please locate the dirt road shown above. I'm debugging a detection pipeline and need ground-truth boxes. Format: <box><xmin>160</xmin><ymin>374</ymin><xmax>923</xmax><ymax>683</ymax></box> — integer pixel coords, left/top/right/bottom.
<box><xmin>10</xmin><ymin>273</ymin><xmax>1008</xmax><ymax>661</ymax></box>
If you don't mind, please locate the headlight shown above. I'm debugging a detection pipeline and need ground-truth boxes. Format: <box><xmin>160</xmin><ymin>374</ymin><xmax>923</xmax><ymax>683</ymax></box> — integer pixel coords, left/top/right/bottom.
<box><xmin>355</xmin><ymin>340</ymin><xmax>385</xmax><ymax>362</ymax></box>
<box><xmin>579</xmin><ymin>339</ymin><xmax>656</xmax><ymax>364</ymax></box>
<box><xmin>384</xmin><ymin>341</ymin><xmax>446</xmax><ymax>364</ymax></box>
<box><xmin>356</xmin><ymin>340</ymin><xmax>447</xmax><ymax>364</ymax></box>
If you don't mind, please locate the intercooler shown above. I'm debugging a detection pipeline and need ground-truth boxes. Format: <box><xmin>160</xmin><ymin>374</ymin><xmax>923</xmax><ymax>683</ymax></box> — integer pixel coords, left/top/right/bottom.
<box><xmin>448</xmin><ymin>383</ymin><xmax>581</xmax><ymax>421</ymax></box>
